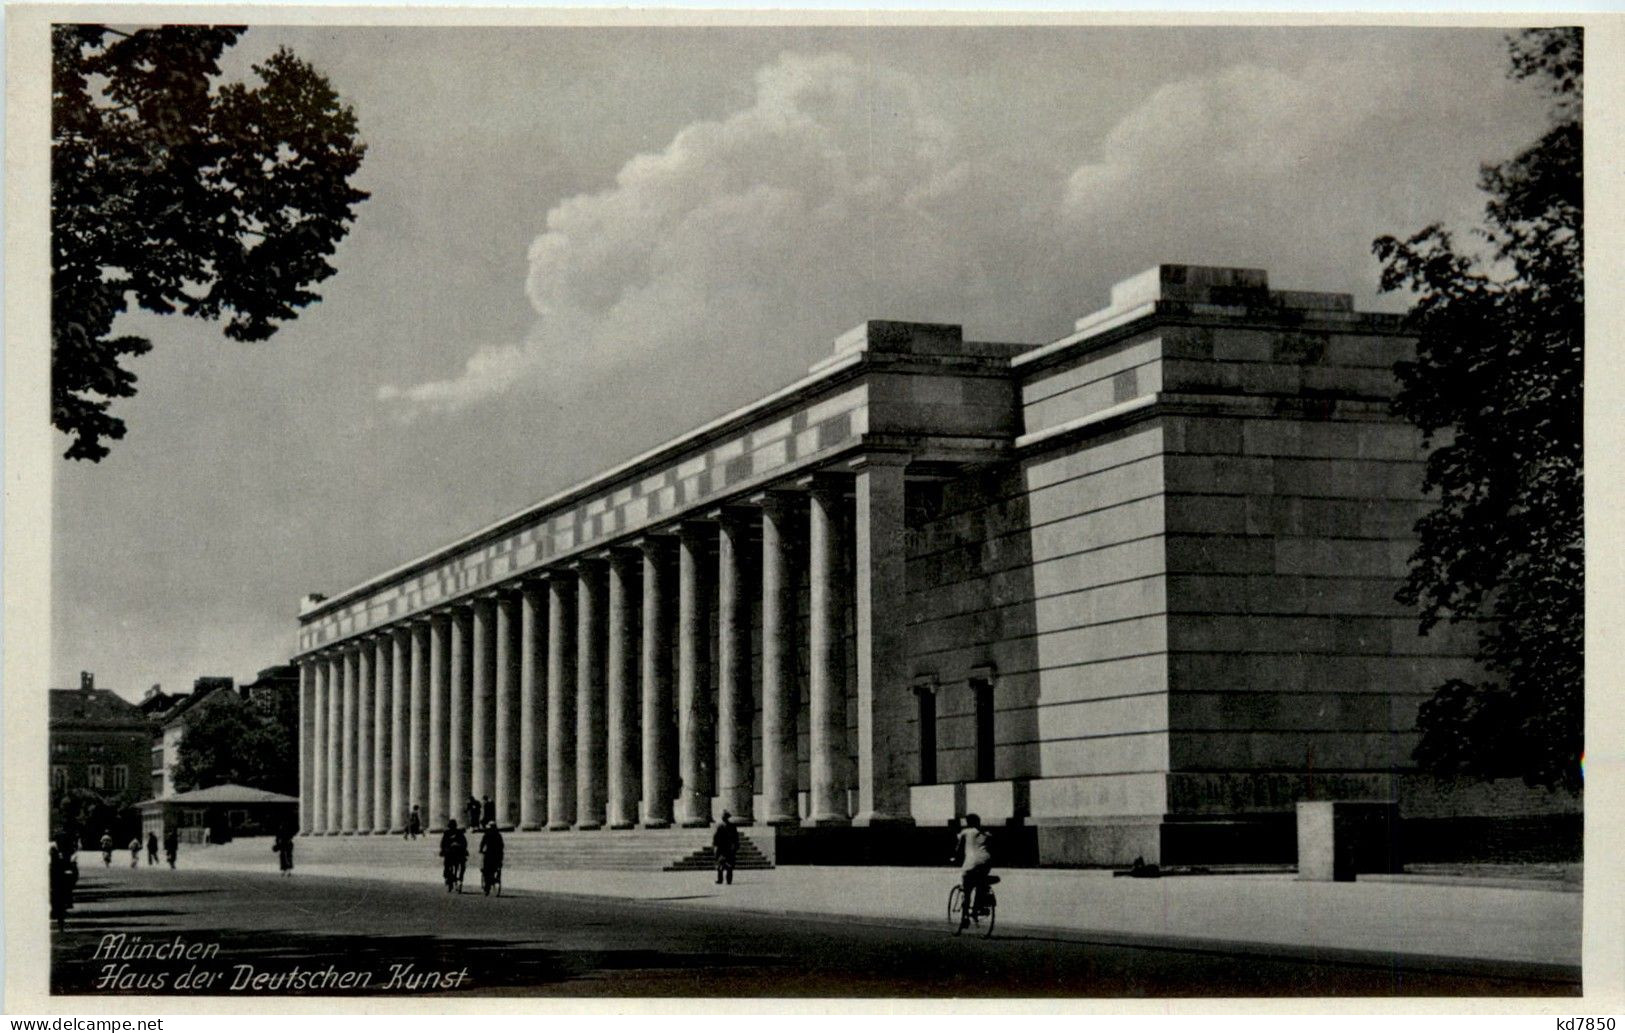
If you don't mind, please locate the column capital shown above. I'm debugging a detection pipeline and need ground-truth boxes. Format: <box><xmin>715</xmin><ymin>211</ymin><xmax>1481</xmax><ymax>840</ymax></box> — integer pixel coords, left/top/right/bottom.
<box><xmin>707</xmin><ymin>505</ymin><xmax>756</xmax><ymax>529</ymax></box>
<box><xmin>846</xmin><ymin>450</ymin><xmax>912</xmax><ymax>471</ymax></box>
<box><xmin>749</xmin><ymin>488</ymin><xmax>803</xmax><ymax>514</ymax></box>
<box><xmin>566</xmin><ymin>555</ymin><xmax>608</xmax><ymax>574</ymax></box>
<box><xmin>630</xmin><ymin>533</ymin><xmax>676</xmax><ymax>556</ymax></box>
<box><xmin>912</xmin><ymin>674</ymin><xmax>939</xmax><ymax>696</ymax></box>
<box><xmin>797</xmin><ymin>470</ymin><xmax>853</xmax><ymax>497</ymax></box>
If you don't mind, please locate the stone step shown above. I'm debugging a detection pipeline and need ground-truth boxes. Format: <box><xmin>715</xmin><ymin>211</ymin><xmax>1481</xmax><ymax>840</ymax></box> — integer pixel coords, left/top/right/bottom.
<box><xmin>283</xmin><ymin>827</ymin><xmax>774</xmax><ymax>872</ymax></box>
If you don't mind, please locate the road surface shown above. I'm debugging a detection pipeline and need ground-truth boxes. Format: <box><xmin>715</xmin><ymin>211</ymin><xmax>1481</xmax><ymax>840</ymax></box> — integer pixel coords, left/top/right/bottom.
<box><xmin>50</xmin><ymin>863</ymin><xmax>1578</xmax><ymax>998</ymax></box>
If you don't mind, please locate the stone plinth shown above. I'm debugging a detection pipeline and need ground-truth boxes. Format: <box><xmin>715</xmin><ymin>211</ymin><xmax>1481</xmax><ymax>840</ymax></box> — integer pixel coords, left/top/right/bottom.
<box><xmin>1296</xmin><ymin>800</ymin><xmax>1402</xmax><ymax>881</ymax></box>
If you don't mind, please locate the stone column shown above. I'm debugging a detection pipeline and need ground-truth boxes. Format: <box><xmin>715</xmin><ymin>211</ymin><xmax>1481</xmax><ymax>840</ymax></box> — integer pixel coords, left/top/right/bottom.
<box><xmin>806</xmin><ymin>478</ymin><xmax>849</xmax><ymax>825</ymax></box>
<box><xmin>371</xmin><ymin>634</ymin><xmax>393</xmax><ymax>833</ymax></box>
<box><xmin>759</xmin><ymin>492</ymin><xmax>801</xmax><ymax>826</ymax></box>
<box><xmin>448</xmin><ymin>604</ymin><xmax>473</xmax><ymax>828</ymax></box>
<box><xmin>575</xmin><ymin>559</ymin><xmax>609</xmax><ymax>830</ymax></box>
<box><xmin>309</xmin><ymin>658</ymin><xmax>326</xmax><ymax>835</ymax></box>
<box><xmin>427</xmin><ymin>610</ymin><xmax>452</xmax><ymax>831</ymax></box>
<box><xmin>607</xmin><ymin>550</ymin><xmax>641</xmax><ymax>829</ymax></box>
<box><xmin>471</xmin><ymin>595</ymin><xmax>497</xmax><ymax>810</ymax></box>
<box><xmin>677</xmin><ymin>522</ymin><xmax>714</xmax><ymax>827</ymax></box>
<box><xmin>325</xmin><ymin>653</ymin><xmax>342</xmax><ymax>834</ymax></box>
<box><xmin>639</xmin><ymin>537</ymin><xmax>675</xmax><ymax>828</ymax></box>
<box><xmin>299</xmin><ymin>660</ymin><xmax>315</xmax><ymax>834</ymax></box>
<box><xmin>852</xmin><ymin>455</ymin><xmax>915</xmax><ymax>826</ymax></box>
<box><xmin>355</xmin><ymin>638</ymin><xmax>374</xmax><ymax>834</ymax></box>
<box><xmin>519</xmin><ymin>580</ymin><xmax>548</xmax><ymax>830</ymax></box>
<box><xmin>717</xmin><ymin>510</ymin><xmax>755</xmax><ymax>824</ymax></box>
<box><xmin>409</xmin><ymin>618</ymin><xmax>432</xmax><ymax>830</ymax></box>
<box><xmin>547</xmin><ymin>575</ymin><xmax>578</xmax><ymax>830</ymax></box>
<box><xmin>494</xmin><ymin>589</ymin><xmax>521</xmax><ymax>829</ymax></box>
<box><xmin>390</xmin><ymin>626</ymin><xmax>410</xmax><ymax>832</ymax></box>
<box><xmin>341</xmin><ymin>646</ymin><xmax>359</xmax><ymax>833</ymax></box>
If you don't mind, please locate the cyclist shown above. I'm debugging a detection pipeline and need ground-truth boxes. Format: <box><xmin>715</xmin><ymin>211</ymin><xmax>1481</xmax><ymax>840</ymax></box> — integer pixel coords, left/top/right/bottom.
<box><xmin>478</xmin><ymin>821</ymin><xmax>504</xmax><ymax>895</ymax></box>
<box><xmin>439</xmin><ymin>819</ymin><xmax>469</xmax><ymax>892</ymax></box>
<box><xmin>950</xmin><ymin>813</ymin><xmax>993</xmax><ymax>932</ymax></box>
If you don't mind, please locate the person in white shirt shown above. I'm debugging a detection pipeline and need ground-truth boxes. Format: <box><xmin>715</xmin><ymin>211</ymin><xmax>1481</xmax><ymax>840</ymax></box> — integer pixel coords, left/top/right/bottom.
<box><xmin>951</xmin><ymin>813</ymin><xmax>993</xmax><ymax>931</ymax></box>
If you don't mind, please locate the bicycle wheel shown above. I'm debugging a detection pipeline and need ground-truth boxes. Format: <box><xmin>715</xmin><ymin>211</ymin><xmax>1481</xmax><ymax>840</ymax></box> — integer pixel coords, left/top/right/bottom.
<box><xmin>979</xmin><ymin>896</ymin><xmax>996</xmax><ymax>939</ymax></box>
<box><xmin>495</xmin><ymin>871</ymin><xmax>502</xmax><ymax>897</ymax></box>
<box><xmin>947</xmin><ymin>885</ymin><xmax>963</xmax><ymax>933</ymax></box>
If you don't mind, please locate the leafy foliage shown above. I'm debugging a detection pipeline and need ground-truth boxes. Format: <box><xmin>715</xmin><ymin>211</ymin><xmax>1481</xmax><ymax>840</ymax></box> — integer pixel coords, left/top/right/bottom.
<box><xmin>52</xmin><ymin>25</ymin><xmax>368</xmax><ymax>460</ymax></box>
<box><xmin>174</xmin><ymin>693</ymin><xmax>297</xmax><ymax>796</ymax></box>
<box><xmin>1372</xmin><ymin>28</ymin><xmax>1582</xmax><ymax>793</ymax></box>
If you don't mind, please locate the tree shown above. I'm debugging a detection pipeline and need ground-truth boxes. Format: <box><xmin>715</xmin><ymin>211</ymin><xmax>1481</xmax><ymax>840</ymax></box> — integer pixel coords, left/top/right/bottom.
<box><xmin>173</xmin><ymin>694</ymin><xmax>297</xmax><ymax>796</ymax></box>
<box><xmin>52</xmin><ymin>25</ymin><xmax>368</xmax><ymax>461</ymax></box>
<box><xmin>1372</xmin><ymin>28</ymin><xmax>1582</xmax><ymax>793</ymax></box>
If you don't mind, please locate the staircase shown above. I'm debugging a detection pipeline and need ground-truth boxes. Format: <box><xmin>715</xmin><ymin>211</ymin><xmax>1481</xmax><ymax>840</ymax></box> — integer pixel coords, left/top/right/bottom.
<box><xmin>263</xmin><ymin>826</ymin><xmax>775</xmax><ymax>873</ymax></box>
<box><xmin>663</xmin><ymin>833</ymin><xmax>774</xmax><ymax>872</ymax></box>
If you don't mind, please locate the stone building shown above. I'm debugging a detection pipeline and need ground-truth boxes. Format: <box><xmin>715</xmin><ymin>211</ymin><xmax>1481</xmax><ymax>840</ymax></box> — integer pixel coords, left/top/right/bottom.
<box><xmin>49</xmin><ymin>673</ymin><xmax>151</xmax><ymax>843</ymax></box>
<box><xmin>292</xmin><ymin>264</ymin><xmax>1575</xmax><ymax>865</ymax></box>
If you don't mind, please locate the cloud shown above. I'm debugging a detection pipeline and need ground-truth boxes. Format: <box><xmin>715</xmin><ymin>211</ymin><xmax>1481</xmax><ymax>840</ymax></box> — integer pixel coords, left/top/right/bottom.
<box><xmin>380</xmin><ymin>48</ymin><xmax>1536</xmax><ymax>413</ymax></box>
<box><xmin>382</xmin><ymin>51</ymin><xmax>986</xmax><ymax>413</ymax></box>
<box><xmin>1057</xmin><ymin>57</ymin><xmax>1509</xmax><ymax>298</ymax></box>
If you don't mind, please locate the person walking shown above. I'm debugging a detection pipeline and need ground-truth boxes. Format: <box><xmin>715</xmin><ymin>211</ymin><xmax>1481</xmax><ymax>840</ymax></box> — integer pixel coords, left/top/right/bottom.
<box><xmin>50</xmin><ymin>845</ymin><xmax>78</xmax><ymax>930</ymax></box>
<box><xmin>478</xmin><ymin>822</ymin><xmax>504</xmax><ymax>895</ymax></box>
<box><xmin>273</xmin><ymin>825</ymin><xmax>295</xmax><ymax>876</ymax></box>
<box><xmin>128</xmin><ymin>836</ymin><xmax>141</xmax><ymax>868</ymax></box>
<box><xmin>712</xmin><ymin>811</ymin><xmax>739</xmax><ymax>885</ymax></box>
<box><xmin>163</xmin><ymin>828</ymin><xmax>179</xmax><ymax>869</ymax></box>
<box><xmin>405</xmin><ymin>805</ymin><xmax>422</xmax><ymax>840</ymax></box>
<box><xmin>145</xmin><ymin>832</ymin><xmax>159</xmax><ymax>866</ymax></box>
<box><xmin>99</xmin><ymin>832</ymin><xmax>113</xmax><ymax>867</ymax></box>
<box><xmin>465</xmin><ymin>796</ymin><xmax>481</xmax><ymax>831</ymax></box>
<box><xmin>481</xmin><ymin>795</ymin><xmax>495</xmax><ymax>827</ymax></box>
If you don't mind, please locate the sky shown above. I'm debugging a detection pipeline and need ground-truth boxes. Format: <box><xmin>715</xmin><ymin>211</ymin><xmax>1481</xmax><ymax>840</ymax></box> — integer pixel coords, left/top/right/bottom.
<box><xmin>49</xmin><ymin>23</ymin><xmax>1558</xmax><ymax>702</ymax></box>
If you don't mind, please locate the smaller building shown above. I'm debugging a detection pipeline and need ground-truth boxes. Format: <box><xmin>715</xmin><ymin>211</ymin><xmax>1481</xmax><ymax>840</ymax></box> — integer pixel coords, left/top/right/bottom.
<box><xmin>137</xmin><ymin>783</ymin><xmax>299</xmax><ymax>845</ymax></box>
<box><xmin>151</xmin><ymin>677</ymin><xmax>237</xmax><ymax>799</ymax></box>
<box><xmin>239</xmin><ymin>665</ymin><xmax>297</xmax><ymax>721</ymax></box>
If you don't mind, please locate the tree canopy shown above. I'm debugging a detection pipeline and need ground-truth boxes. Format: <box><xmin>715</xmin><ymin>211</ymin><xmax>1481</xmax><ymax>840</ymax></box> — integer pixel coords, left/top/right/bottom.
<box><xmin>174</xmin><ymin>693</ymin><xmax>297</xmax><ymax>797</ymax></box>
<box><xmin>52</xmin><ymin>25</ymin><xmax>369</xmax><ymax>461</ymax></box>
<box><xmin>1373</xmin><ymin>28</ymin><xmax>1583</xmax><ymax>793</ymax></box>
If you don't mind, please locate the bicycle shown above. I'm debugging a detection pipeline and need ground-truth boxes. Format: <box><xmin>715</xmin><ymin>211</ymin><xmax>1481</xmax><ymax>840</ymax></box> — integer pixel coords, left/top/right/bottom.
<box><xmin>481</xmin><ymin>863</ymin><xmax>502</xmax><ymax>897</ymax></box>
<box><xmin>947</xmin><ymin>875</ymin><xmax>999</xmax><ymax>938</ymax></box>
<box><xmin>443</xmin><ymin>857</ymin><xmax>466</xmax><ymax>893</ymax></box>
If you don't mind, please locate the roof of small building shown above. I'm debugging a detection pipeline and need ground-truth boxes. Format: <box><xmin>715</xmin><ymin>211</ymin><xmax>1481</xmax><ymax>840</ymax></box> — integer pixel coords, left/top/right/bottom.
<box><xmin>137</xmin><ymin>783</ymin><xmax>299</xmax><ymax>808</ymax></box>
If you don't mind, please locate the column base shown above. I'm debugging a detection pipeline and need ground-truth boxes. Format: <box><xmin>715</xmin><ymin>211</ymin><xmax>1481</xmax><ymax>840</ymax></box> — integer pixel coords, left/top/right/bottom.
<box><xmin>388</xmin><ymin>827</ymin><xmax>405</xmax><ymax>835</ymax></box>
<box><xmin>765</xmin><ymin>815</ymin><xmax>800</xmax><ymax>827</ymax></box>
<box><xmin>341</xmin><ymin>831</ymin><xmax>356</xmax><ymax>836</ymax></box>
<box><xmin>641</xmin><ymin>820</ymin><xmax>672</xmax><ymax>830</ymax></box>
<box><xmin>499</xmin><ymin>824</ymin><xmax>517</xmax><ymax>832</ymax></box>
<box><xmin>357</xmin><ymin>830</ymin><xmax>372</xmax><ymax>836</ymax></box>
<box><xmin>576</xmin><ymin>822</ymin><xmax>603</xmax><ymax>832</ymax></box>
<box><xmin>802</xmin><ymin>815</ymin><xmax>851</xmax><ymax>828</ymax></box>
<box><xmin>520</xmin><ymin>823</ymin><xmax>544</xmax><ymax>832</ymax></box>
<box><xmin>854</xmin><ymin>812</ymin><xmax>915</xmax><ymax>828</ymax></box>
<box><xmin>728</xmin><ymin>817</ymin><xmax>756</xmax><ymax>827</ymax></box>
<box><xmin>548</xmin><ymin>822</ymin><xmax>574</xmax><ymax>832</ymax></box>
<box><xmin>609</xmin><ymin>822</ymin><xmax>636</xmax><ymax>830</ymax></box>
<box><xmin>680</xmin><ymin>819</ymin><xmax>713</xmax><ymax>828</ymax></box>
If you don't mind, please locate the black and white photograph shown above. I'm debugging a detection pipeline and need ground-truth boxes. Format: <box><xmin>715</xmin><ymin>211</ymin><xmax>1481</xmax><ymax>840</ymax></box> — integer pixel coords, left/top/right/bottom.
<box><xmin>6</xmin><ymin>6</ymin><xmax>1617</xmax><ymax>1013</ymax></box>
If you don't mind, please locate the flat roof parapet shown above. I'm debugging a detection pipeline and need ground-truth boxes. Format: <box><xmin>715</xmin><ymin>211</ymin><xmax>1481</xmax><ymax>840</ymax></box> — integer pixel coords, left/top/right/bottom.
<box><xmin>1075</xmin><ymin>263</ymin><xmax>1360</xmax><ymax>334</ymax></box>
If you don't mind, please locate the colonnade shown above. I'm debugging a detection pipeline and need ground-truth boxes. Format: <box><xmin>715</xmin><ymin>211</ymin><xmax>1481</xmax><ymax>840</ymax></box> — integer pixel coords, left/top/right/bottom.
<box><xmin>297</xmin><ymin>457</ymin><xmax>913</xmax><ymax>835</ymax></box>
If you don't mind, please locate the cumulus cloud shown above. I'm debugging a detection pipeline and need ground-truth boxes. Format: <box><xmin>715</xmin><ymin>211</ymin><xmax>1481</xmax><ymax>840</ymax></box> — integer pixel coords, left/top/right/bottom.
<box><xmin>381</xmin><ymin>48</ymin><xmax>1532</xmax><ymax>414</ymax></box>
<box><xmin>383</xmin><ymin>51</ymin><xmax>991</xmax><ymax>413</ymax></box>
<box><xmin>1057</xmin><ymin>57</ymin><xmax>1508</xmax><ymax>297</ymax></box>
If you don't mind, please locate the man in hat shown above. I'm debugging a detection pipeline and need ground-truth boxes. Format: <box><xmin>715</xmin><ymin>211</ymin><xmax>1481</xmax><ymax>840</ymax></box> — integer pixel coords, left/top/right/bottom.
<box><xmin>712</xmin><ymin>811</ymin><xmax>740</xmax><ymax>885</ymax></box>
